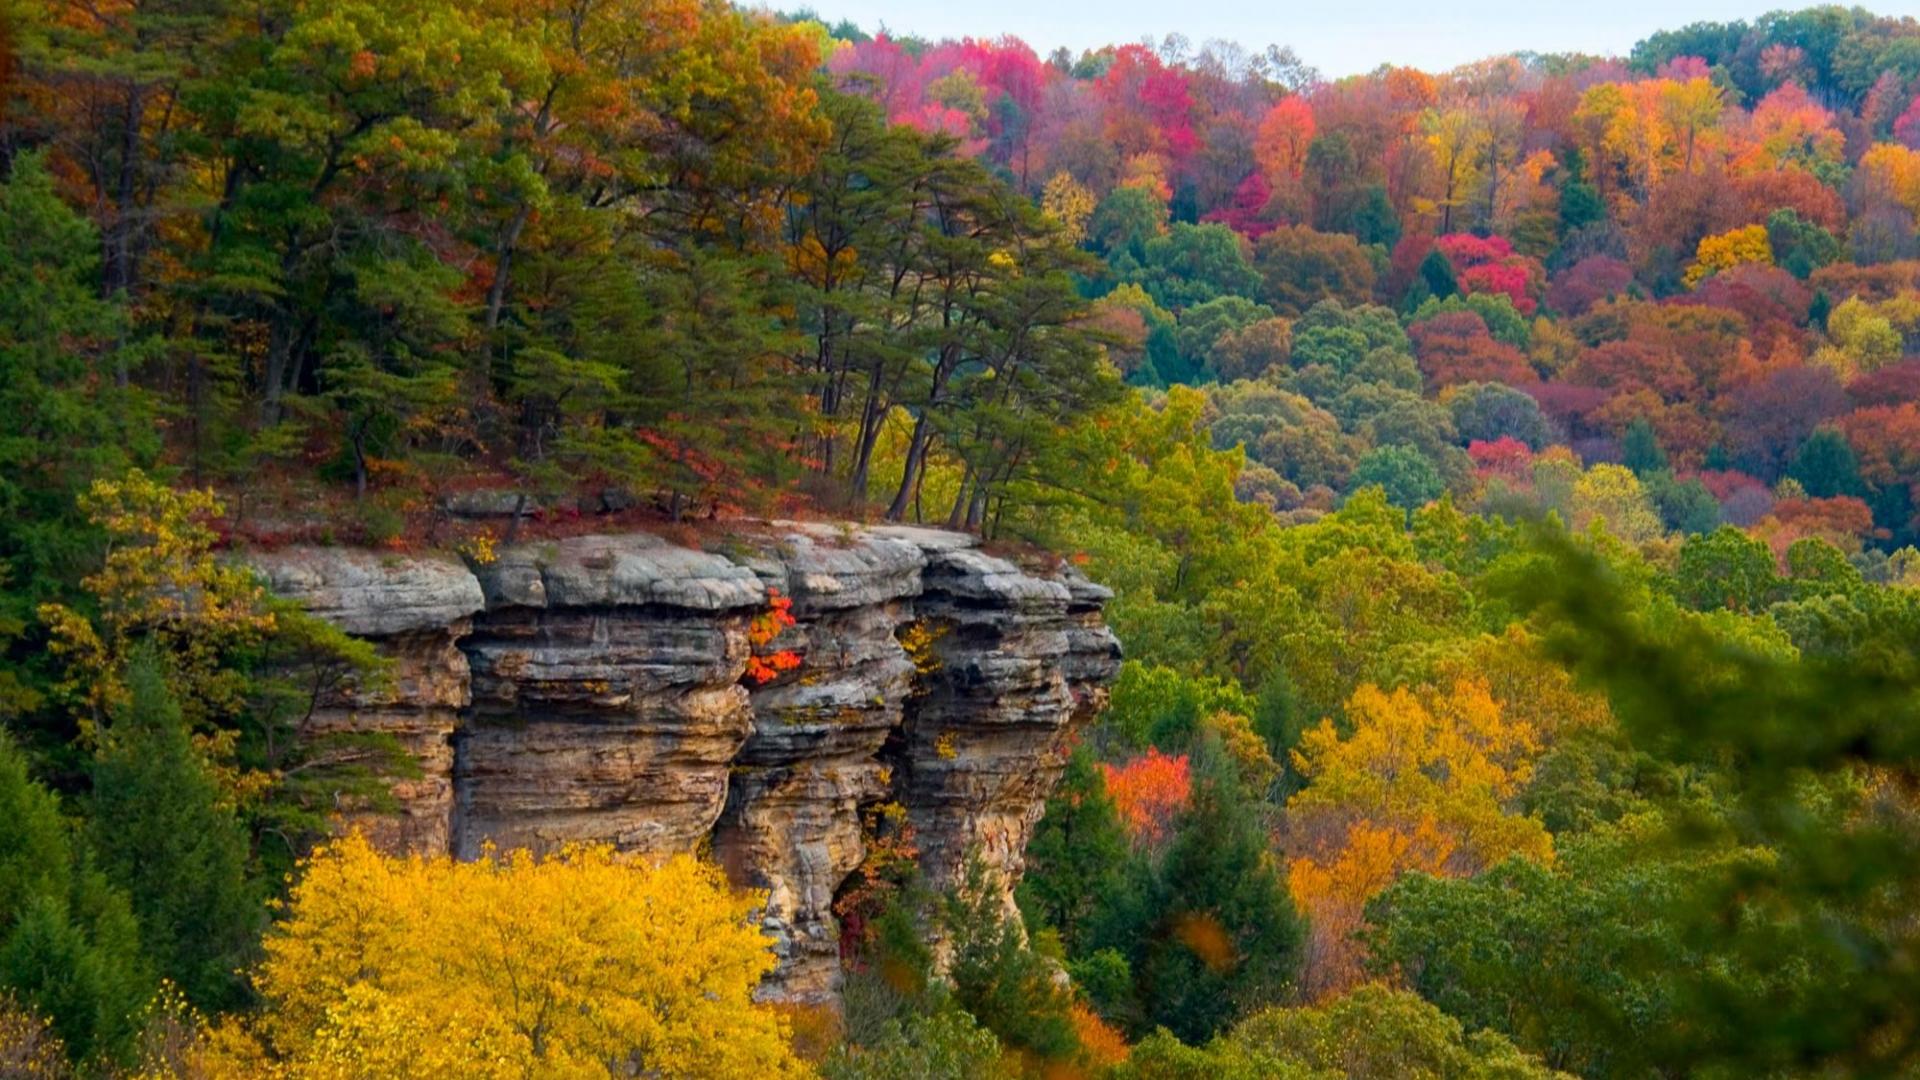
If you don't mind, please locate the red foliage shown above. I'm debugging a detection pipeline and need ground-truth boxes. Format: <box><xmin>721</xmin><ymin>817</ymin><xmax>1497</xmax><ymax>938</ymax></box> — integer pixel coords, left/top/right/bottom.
<box><xmin>1682</xmin><ymin>264</ymin><xmax>1810</xmax><ymax>354</ymax></box>
<box><xmin>1549</xmin><ymin>256</ymin><xmax>1634</xmax><ymax>318</ymax></box>
<box><xmin>744</xmin><ymin>588</ymin><xmax>802</xmax><ymax>685</ymax></box>
<box><xmin>1898</xmin><ymin>95</ymin><xmax>1920</xmax><ymax>150</ymax></box>
<box><xmin>1837</xmin><ymin>404</ymin><xmax>1920</xmax><ymax>487</ymax></box>
<box><xmin>1435</xmin><ymin>233</ymin><xmax>1542</xmax><ymax>314</ymax></box>
<box><xmin>1732</xmin><ymin>167</ymin><xmax>1847</xmax><ymax>233</ymax></box>
<box><xmin>1204</xmin><ymin>171</ymin><xmax>1282</xmax><ymax>238</ymax></box>
<box><xmin>1847</xmin><ymin>360</ymin><xmax>1920</xmax><ymax>409</ymax></box>
<box><xmin>1101</xmin><ymin>749</ymin><xmax>1191</xmax><ymax>846</ymax></box>
<box><xmin>1409</xmin><ymin>310</ymin><xmax>1535</xmax><ymax>388</ymax></box>
<box><xmin>1469</xmin><ymin>436</ymin><xmax>1535</xmax><ymax>480</ymax></box>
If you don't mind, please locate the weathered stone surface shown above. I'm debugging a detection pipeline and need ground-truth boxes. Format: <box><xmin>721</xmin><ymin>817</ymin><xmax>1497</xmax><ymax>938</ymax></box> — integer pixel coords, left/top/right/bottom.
<box><xmin>886</xmin><ymin>544</ymin><xmax>1123</xmax><ymax>918</ymax></box>
<box><xmin>475</xmin><ymin>533</ymin><xmax>764</xmax><ymax>611</ymax></box>
<box><xmin>251</xmin><ymin>522</ymin><xmax>1118</xmax><ymax>1007</ymax></box>
<box><xmin>246</xmin><ymin>548</ymin><xmax>484</xmax><ymax>636</ymax></box>
<box><xmin>714</xmin><ymin>529</ymin><xmax>927</xmax><ymax>1002</ymax></box>
<box><xmin>457</xmin><ymin>536</ymin><xmax>762</xmax><ymax>858</ymax></box>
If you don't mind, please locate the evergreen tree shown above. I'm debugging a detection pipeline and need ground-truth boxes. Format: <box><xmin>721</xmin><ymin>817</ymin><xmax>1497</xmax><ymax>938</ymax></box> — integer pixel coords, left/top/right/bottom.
<box><xmin>1018</xmin><ymin>747</ymin><xmax>1131</xmax><ymax>954</ymax></box>
<box><xmin>87</xmin><ymin>658</ymin><xmax>262</xmax><ymax>1012</ymax></box>
<box><xmin>0</xmin><ymin>152</ymin><xmax>155</xmax><ymax>727</ymax></box>
<box><xmin>0</xmin><ymin>734</ymin><xmax>150</xmax><ymax>1064</ymax></box>
<box><xmin>1621</xmin><ymin>418</ymin><xmax>1668</xmax><ymax>476</ymax></box>
<box><xmin>1110</xmin><ymin>738</ymin><xmax>1303</xmax><ymax>1042</ymax></box>
<box><xmin>1787</xmin><ymin>428</ymin><xmax>1866</xmax><ymax>499</ymax></box>
<box><xmin>1419</xmin><ymin>248</ymin><xmax>1460</xmax><ymax>303</ymax></box>
<box><xmin>942</xmin><ymin>857</ymin><xmax>1078</xmax><ymax>1061</ymax></box>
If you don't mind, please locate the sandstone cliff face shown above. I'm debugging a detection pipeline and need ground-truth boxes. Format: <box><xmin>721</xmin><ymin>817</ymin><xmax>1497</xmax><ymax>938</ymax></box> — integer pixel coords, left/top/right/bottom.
<box><xmin>247</xmin><ymin>524</ymin><xmax>1119</xmax><ymax>1004</ymax></box>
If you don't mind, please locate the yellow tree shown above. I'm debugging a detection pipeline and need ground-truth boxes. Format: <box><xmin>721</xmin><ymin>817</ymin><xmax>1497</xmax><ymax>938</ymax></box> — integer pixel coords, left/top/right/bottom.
<box><xmin>1657</xmin><ymin>77</ymin><xmax>1725</xmax><ymax>174</ymax></box>
<box><xmin>1040</xmin><ymin>171</ymin><xmax>1097</xmax><ymax>244</ymax></box>
<box><xmin>38</xmin><ymin>472</ymin><xmax>278</xmax><ymax>735</ymax></box>
<box><xmin>1858</xmin><ymin>143</ymin><xmax>1920</xmax><ymax>220</ymax></box>
<box><xmin>1417</xmin><ymin>106</ymin><xmax>1487</xmax><ymax>234</ymax></box>
<box><xmin>1685</xmin><ymin>224</ymin><xmax>1773</xmax><ymax>287</ymax></box>
<box><xmin>1286</xmin><ymin>679</ymin><xmax>1552</xmax><ymax>995</ymax></box>
<box><xmin>221</xmin><ymin>834</ymin><xmax>805</xmax><ymax>1079</ymax></box>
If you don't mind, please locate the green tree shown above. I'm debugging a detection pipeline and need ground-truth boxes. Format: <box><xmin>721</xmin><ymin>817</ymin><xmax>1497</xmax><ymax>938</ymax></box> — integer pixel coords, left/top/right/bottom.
<box><xmin>1786</xmin><ymin>427</ymin><xmax>1867</xmax><ymax>499</ymax></box>
<box><xmin>1019</xmin><ymin>748</ymin><xmax>1131</xmax><ymax>954</ymax></box>
<box><xmin>0</xmin><ymin>153</ymin><xmax>155</xmax><ymax>725</ymax></box>
<box><xmin>1139</xmin><ymin>223</ymin><xmax>1261</xmax><ymax>311</ymax></box>
<box><xmin>0</xmin><ymin>734</ymin><xmax>150</xmax><ymax>1065</ymax></box>
<box><xmin>942</xmin><ymin>857</ymin><xmax>1078</xmax><ymax>1061</ymax></box>
<box><xmin>1352</xmin><ymin>446</ymin><xmax>1447</xmax><ymax>513</ymax></box>
<box><xmin>1620</xmin><ymin>418</ymin><xmax>1668</xmax><ymax>476</ymax></box>
<box><xmin>1100</xmin><ymin>739</ymin><xmax>1303</xmax><ymax>1043</ymax></box>
<box><xmin>87</xmin><ymin>658</ymin><xmax>262</xmax><ymax>1013</ymax></box>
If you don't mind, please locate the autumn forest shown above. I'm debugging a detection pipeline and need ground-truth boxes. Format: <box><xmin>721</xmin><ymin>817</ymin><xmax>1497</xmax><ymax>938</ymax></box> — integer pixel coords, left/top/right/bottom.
<box><xmin>3</xmin><ymin>0</ymin><xmax>1920</xmax><ymax>1076</ymax></box>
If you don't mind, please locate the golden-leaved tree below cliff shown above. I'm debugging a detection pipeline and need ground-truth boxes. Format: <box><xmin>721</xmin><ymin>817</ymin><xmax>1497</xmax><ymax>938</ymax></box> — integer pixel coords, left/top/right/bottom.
<box><xmin>196</xmin><ymin>835</ymin><xmax>806</xmax><ymax>1079</ymax></box>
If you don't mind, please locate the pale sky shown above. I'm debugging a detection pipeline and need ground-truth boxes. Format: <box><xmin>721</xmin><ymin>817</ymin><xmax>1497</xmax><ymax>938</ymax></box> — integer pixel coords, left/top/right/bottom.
<box><xmin>788</xmin><ymin>0</ymin><xmax>1796</xmax><ymax>78</ymax></box>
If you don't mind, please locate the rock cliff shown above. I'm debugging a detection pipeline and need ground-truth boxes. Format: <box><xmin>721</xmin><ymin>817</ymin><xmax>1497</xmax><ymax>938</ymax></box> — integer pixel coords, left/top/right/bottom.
<box><xmin>246</xmin><ymin>523</ymin><xmax>1119</xmax><ymax>1004</ymax></box>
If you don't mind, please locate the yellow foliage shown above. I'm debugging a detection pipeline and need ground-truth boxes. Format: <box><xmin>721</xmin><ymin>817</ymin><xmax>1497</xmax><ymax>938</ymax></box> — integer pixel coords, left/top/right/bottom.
<box><xmin>1858</xmin><ymin>143</ymin><xmax>1920</xmax><ymax>220</ymax></box>
<box><xmin>1684</xmin><ymin>224</ymin><xmax>1772</xmax><ymax>288</ymax></box>
<box><xmin>1040</xmin><ymin>172</ymin><xmax>1096</xmax><ymax>245</ymax></box>
<box><xmin>1285</xmin><ymin>679</ymin><xmax>1553</xmax><ymax>995</ymax></box>
<box><xmin>1287</xmin><ymin>818</ymin><xmax>1459</xmax><ymax>998</ymax></box>
<box><xmin>38</xmin><ymin>471</ymin><xmax>278</xmax><ymax>762</ymax></box>
<box><xmin>1202</xmin><ymin>710</ymin><xmax>1279</xmax><ymax>791</ymax></box>
<box><xmin>212</xmin><ymin>833</ymin><xmax>805</xmax><ymax>1079</ymax></box>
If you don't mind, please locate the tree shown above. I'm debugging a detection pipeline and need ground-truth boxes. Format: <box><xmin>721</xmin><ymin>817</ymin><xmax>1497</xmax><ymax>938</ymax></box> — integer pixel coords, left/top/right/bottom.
<box><xmin>1102</xmin><ymin>750</ymin><xmax>1193</xmax><ymax>847</ymax></box>
<box><xmin>942</xmin><ymin>857</ymin><xmax>1079</xmax><ymax>1062</ymax></box>
<box><xmin>1673</xmin><ymin>527</ymin><xmax>1783</xmax><ymax>612</ymax></box>
<box><xmin>1252</xmin><ymin>226</ymin><xmax>1377</xmax><ymax>317</ymax></box>
<box><xmin>1351</xmin><ymin>446</ymin><xmax>1446</xmax><ymax>513</ymax></box>
<box><xmin>225</xmin><ymin>834</ymin><xmax>805</xmax><ymax>1077</ymax></box>
<box><xmin>1685</xmin><ymin>224</ymin><xmax>1772</xmax><ymax>288</ymax></box>
<box><xmin>1286</xmin><ymin>680</ymin><xmax>1552</xmax><ymax>995</ymax></box>
<box><xmin>0</xmin><ymin>733</ymin><xmax>149</xmax><ymax>1065</ymax></box>
<box><xmin>1620</xmin><ymin>418</ymin><xmax>1667</xmax><ymax>476</ymax></box>
<box><xmin>0</xmin><ymin>152</ymin><xmax>155</xmax><ymax>725</ymax></box>
<box><xmin>1020</xmin><ymin>748</ymin><xmax>1131</xmax><ymax>954</ymax></box>
<box><xmin>1115</xmin><ymin>985</ymin><xmax>1569</xmax><ymax>1079</ymax></box>
<box><xmin>1448</xmin><ymin>383</ymin><xmax>1552</xmax><ymax>450</ymax></box>
<box><xmin>86</xmin><ymin>658</ymin><xmax>261</xmax><ymax>1013</ymax></box>
<box><xmin>1100</xmin><ymin>739</ymin><xmax>1303</xmax><ymax>1043</ymax></box>
<box><xmin>1139</xmin><ymin>223</ymin><xmax>1261</xmax><ymax>311</ymax></box>
<box><xmin>1787</xmin><ymin>427</ymin><xmax>1867</xmax><ymax>499</ymax></box>
<box><xmin>1570</xmin><ymin>464</ymin><xmax>1664</xmax><ymax>543</ymax></box>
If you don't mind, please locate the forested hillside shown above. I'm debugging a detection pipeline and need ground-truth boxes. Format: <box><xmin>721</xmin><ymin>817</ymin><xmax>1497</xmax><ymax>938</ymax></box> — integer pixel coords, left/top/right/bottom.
<box><xmin>2</xmin><ymin>1</ymin><xmax>1920</xmax><ymax>1076</ymax></box>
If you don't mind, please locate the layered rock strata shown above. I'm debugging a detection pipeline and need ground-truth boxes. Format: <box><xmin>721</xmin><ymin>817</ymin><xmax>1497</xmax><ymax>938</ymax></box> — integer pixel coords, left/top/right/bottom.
<box><xmin>247</xmin><ymin>523</ymin><xmax>1119</xmax><ymax>1004</ymax></box>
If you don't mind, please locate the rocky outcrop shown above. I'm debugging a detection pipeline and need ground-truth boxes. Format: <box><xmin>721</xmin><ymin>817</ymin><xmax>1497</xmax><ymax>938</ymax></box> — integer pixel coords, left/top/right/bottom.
<box><xmin>247</xmin><ymin>523</ymin><xmax>1119</xmax><ymax>1005</ymax></box>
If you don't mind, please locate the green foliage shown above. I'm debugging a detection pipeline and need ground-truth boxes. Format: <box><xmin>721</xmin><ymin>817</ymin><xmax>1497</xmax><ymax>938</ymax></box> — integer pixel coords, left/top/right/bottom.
<box><xmin>1351</xmin><ymin>447</ymin><xmax>1447</xmax><ymax>513</ymax></box>
<box><xmin>1019</xmin><ymin>748</ymin><xmax>1131</xmax><ymax>954</ymax></box>
<box><xmin>1447</xmin><ymin>383</ymin><xmax>1551</xmax><ymax>450</ymax></box>
<box><xmin>1094</xmin><ymin>739</ymin><xmax>1303</xmax><ymax>1043</ymax></box>
<box><xmin>1115</xmin><ymin>985</ymin><xmax>1568</xmax><ymax>1079</ymax></box>
<box><xmin>0</xmin><ymin>153</ymin><xmax>156</xmax><ymax>727</ymax></box>
<box><xmin>1139</xmin><ymin>223</ymin><xmax>1262</xmax><ymax>311</ymax></box>
<box><xmin>86</xmin><ymin>658</ymin><xmax>262</xmax><ymax>1013</ymax></box>
<box><xmin>823</xmin><ymin>1007</ymin><xmax>1015</xmax><ymax>1080</ymax></box>
<box><xmin>942</xmin><ymin>856</ymin><xmax>1079</xmax><ymax>1060</ymax></box>
<box><xmin>1619</xmin><ymin>418</ymin><xmax>1667</xmax><ymax>476</ymax></box>
<box><xmin>0</xmin><ymin>733</ymin><xmax>150</xmax><ymax>1065</ymax></box>
<box><xmin>1787</xmin><ymin>427</ymin><xmax>1867</xmax><ymax>499</ymax></box>
<box><xmin>1104</xmin><ymin>662</ymin><xmax>1258</xmax><ymax>751</ymax></box>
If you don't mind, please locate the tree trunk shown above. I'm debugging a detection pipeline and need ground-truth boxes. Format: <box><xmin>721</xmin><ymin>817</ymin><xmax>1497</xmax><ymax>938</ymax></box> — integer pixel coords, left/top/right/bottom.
<box><xmin>885</xmin><ymin>411</ymin><xmax>932</xmax><ymax>522</ymax></box>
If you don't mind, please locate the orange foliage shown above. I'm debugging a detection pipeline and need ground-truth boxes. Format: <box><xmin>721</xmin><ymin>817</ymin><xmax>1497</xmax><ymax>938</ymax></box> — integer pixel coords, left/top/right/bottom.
<box><xmin>744</xmin><ymin>588</ymin><xmax>801</xmax><ymax>684</ymax></box>
<box><xmin>1069</xmin><ymin>1003</ymin><xmax>1130</xmax><ymax>1069</ymax></box>
<box><xmin>1101</xmin><ymin>749</ymin><xmax>1191</xmax><ymax>846</ymax></box>
<box><xmin>1289</xmin><ymin>818</ymin><xmax>1459</xmax><ymax>998</ymax></box>
<box><xmin>1285</xmin><ymin>679</ymin><xmax>1553</xmax><ymax>996</ymax></box>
